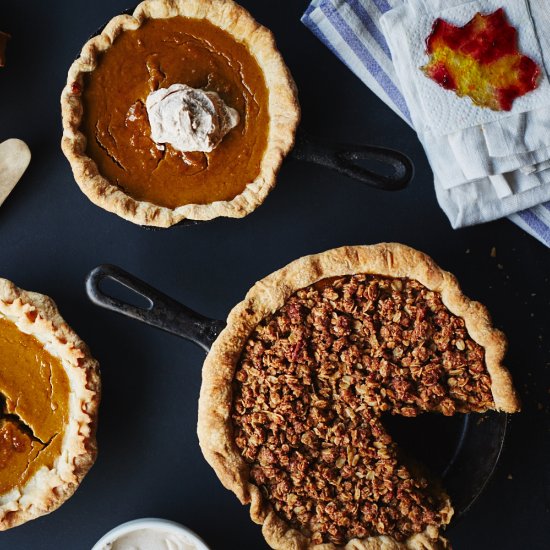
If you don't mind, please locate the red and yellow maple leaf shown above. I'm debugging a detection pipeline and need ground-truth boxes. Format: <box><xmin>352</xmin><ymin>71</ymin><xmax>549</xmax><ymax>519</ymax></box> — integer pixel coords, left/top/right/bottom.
<box><xmin>421</xmin><ymin>8</ymin><xmax>540</xmax><ymax>111</ymax></box>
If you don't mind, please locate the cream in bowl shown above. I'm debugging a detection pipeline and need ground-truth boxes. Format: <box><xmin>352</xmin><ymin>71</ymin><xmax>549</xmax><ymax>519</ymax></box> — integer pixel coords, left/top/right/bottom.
<box><xmin>92</xmin><ymin>518</ymin><xmax>209</xmax><ymax>550</ymax></box>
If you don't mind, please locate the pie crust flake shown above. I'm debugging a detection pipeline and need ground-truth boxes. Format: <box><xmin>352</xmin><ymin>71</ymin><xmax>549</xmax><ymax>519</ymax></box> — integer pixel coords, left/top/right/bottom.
<box><xmin>61</xmin><ymin>0</ymin><xmax>300</xmax><ymax>227</ymax></box>
<box><xmin>0</xmin><ymin>278</ymin><xmax>100</xmax><ymax>529</ymax></box>
<box><xmin>198</xmin><ymin>243</ymin><xmax>519</xmax><ymax>549</ymax></box>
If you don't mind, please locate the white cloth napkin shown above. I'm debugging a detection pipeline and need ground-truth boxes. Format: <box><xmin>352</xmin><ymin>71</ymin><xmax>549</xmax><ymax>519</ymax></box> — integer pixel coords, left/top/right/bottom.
<box><xmin>380</xmin><ymin>0</ymin><xmax>550</xmax><ymax>225</ymax></box>
<box><xmin>302</xmin><ymin>0</ymin><xmax>550</xmax><ymax>247</ymax></box>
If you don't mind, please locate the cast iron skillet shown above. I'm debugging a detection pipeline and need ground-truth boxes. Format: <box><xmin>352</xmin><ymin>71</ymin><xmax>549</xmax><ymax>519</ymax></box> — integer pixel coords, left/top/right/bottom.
<box><xmin>84</xmin><ymin>11</ymin><xmax>415</xmax><ymax>228</ymax></box>
<box><xmin>86</xmin><ymin>263</ymin><xmax>507</xmax><ymax>524</ymax></box>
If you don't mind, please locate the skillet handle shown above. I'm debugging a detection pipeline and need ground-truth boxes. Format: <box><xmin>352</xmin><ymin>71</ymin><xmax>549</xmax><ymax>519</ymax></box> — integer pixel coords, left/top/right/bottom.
<box><xmin>291</xmin><ymin>131</ymin><xmax>414</xmax><ymax>191</ymax></box>
<box><xmin>86</xmin><ymin>264</ymin><xmax>225</xmax><ymax>353</ymax></box>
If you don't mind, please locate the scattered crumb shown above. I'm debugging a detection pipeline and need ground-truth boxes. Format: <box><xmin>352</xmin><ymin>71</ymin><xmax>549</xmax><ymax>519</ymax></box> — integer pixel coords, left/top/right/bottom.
<box><xmin>465</xmin><ymin>249</ymin><xmax>470</xmax><ymax>254</ymax></box>
<box><xmin>491</xmin><ymin>247</ymin><xmax>497</xmax><ymax>258</ymax></box>
<box><xmin>497</xmin><ymin>264</ymin><xmax>504</xmax><ymax>270</ymax></box>
<box><xmin>507</xmin><ymin>474</ymin><xmax>513</xmax><ymax>480</ymax></box>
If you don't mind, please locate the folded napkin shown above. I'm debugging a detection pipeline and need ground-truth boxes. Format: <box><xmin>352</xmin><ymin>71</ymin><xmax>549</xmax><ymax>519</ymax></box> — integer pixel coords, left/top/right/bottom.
<box><xmin>303</xmin><ymin>0</ymin><xmax>550</xmax><ymax>247</ymax></box>
<box><xmin>380</xmin><ymin>0</ymin><xmax>550</xmax><ymax>221</ymax></box>
<box><xmin>385</xmin><ymin>0</ymin><xmax>550</xmax><ymax>135</ymax></box>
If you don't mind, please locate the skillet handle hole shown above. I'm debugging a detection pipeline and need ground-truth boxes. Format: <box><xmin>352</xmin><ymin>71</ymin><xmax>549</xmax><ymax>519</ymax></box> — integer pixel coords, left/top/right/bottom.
<box><xmin>98</xmin><ymin>276</ymin><xmax>154</xmax><ymax>311</ymax></box>
<box><xmin>341</xmin><ymin>154</ymin><xmax>400</xmax><ymax>179</ymax></box>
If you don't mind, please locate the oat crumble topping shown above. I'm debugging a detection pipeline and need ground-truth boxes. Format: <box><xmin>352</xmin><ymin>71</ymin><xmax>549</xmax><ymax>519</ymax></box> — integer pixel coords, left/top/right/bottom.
<box><xmin>232</xmin><ymin>274</ymin><xmax>494</xmax><ymax>545</ymax></box>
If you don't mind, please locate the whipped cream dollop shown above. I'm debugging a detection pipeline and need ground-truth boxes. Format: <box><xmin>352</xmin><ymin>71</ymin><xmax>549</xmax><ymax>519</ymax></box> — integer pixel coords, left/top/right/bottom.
<box><xmin>102</xmin><ymin>528</ymin><xmax>200</xmax><ymax>550</ymax></box>
<box><xmin>146</xmin><ymin>84</ymin><xmax>239</xmax><ymax>153</ymax></box>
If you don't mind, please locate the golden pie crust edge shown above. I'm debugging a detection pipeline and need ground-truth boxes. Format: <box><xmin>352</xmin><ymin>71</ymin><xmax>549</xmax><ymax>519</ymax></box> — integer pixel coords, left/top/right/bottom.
<box><xmin>0</xmin><ymin>278</ymin><xmax>100</xmax><ymax>530</ymax></box>
<box><xmin>197</xmin><ymin>243</ymin><xmax>520</xmax><ymax>550</ymax></box>
<box><xmin>61</xmin><ymin>0</ymin><xmax>300</xmax><ymax>227</ymax></box>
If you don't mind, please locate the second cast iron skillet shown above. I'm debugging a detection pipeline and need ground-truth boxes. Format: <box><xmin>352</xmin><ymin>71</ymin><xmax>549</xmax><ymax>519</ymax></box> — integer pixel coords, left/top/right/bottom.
<box><xmin>86</xmin><ymin>263</ymin><xmax>507</xmax><ymax>525</ymax></box>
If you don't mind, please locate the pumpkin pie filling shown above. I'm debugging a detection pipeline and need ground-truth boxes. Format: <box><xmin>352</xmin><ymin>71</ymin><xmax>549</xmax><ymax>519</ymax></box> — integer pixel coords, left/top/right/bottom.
<box><xmin>80</xmin><ymin>16</ymin><xmax>270</xmax><ymax>209</ymax></box>
<box><xmin>232</xmin><ymin>274</ymin><xmax>496</xmax><ymax>545</ymax></box>
<box><xmin>0</xmin><ymin>318</ymin><xmax>69</xmax><ymax>496</ymax></box>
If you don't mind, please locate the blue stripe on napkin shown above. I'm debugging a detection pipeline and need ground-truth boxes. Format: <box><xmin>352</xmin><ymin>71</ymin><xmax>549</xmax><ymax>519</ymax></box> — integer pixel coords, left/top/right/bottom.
<box><xmin>372</xmin><ymin>0</ymin><xmax>392</xmax><ymax>11</ymax></box>
<box><xmin>347</xmin><ymin>0</ymin><xmax>393</xmax><ymax>59</ymax></box>
<box><xmin>517</xmin><ymin>210</ymin><xmax>550</xmax><ymax>245</ymax></box>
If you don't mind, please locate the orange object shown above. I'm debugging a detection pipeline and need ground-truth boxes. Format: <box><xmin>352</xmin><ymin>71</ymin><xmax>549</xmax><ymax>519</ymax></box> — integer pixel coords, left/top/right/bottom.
<box><xmin>0</xmin><ymin>317</ymin><xmax>69</xmax><ymax>495</ymax></box>
<box><xmin>80</xmin><ymin>17</ymin><xmax>270</xmax><ymax>210</ymax></box>
<box><xmin>422</xmin><ymin>8</ymin><xmax>540</xmax><ymax>111</ymax></box>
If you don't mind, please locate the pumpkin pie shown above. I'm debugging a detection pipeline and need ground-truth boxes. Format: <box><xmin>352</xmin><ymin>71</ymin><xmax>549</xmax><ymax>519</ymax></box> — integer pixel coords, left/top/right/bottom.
<box><xmin>61</xmin><ymin>0</ymin><xmax>300</xmax><ymax>227</ymax></box>
<box><xmin>0</xmin><ymin>278</ymin><xmax>100</xmax><ymax>529</ymax></box>
<box><xmin>198</xmin><ymin>243</ymin><xmax>519</xmax><ymax>549</ymax></box>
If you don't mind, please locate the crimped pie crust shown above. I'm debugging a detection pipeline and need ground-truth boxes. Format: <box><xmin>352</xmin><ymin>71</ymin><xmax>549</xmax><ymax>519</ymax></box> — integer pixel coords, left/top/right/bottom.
<box><xmin>61</xmin><ymin>0</ymin><xmax>300</xmax><ymax>227</ymax></box>
<box><xmin>0</xmin><ymin>278</ymin><xmax>100</xmax><ymax>530</ymax></box>
<box><xmin>197</xmin><ymin>243</ymin><xmax>519</xmax><ymax>550</ymax></box>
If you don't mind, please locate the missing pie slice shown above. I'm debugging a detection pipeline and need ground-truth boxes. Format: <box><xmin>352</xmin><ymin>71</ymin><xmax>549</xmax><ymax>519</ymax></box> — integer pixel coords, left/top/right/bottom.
<box><xmin>198</xmin><ymin>243</ymin><xmax>519</xmax><ymax>549</ymax></box>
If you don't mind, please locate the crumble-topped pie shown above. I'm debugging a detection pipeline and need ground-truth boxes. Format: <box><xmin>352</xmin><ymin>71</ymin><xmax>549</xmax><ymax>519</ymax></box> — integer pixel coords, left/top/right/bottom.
<box><xmin>198</xmin><ymin>243</ymin><xmax>519</xmax><ymax>549</ymax></box>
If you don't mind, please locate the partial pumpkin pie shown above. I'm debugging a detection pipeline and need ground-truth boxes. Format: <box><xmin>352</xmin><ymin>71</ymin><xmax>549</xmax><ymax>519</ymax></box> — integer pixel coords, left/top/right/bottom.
<box><xmin>0</xmin><ymin>278</ymin><xmax>99</xmax><ymax>529</ymax></box>
<box><xmin>198</xmin><ymin>243</ymin><xmax>519</xmax><ymax>549</ymax></box>
<box><xmin>61</xmin><ymin>0</ymin><xmax>300</xmax><ymax>227</ymax></box>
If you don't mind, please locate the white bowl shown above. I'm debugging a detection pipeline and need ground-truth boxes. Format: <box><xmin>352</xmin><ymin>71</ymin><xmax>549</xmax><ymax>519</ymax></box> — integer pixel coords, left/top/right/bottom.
<box><xmin>91</xmin><ymin>518</ymin><xmax>210</xmax><ymax>550</ymax></box>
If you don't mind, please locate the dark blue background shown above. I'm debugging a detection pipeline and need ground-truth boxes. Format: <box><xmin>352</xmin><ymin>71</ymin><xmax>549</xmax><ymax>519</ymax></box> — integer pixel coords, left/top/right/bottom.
<box><xmin>0</xmin><ymin>1</ymin><xmax>549</xmax><ymax>548</ymax></box>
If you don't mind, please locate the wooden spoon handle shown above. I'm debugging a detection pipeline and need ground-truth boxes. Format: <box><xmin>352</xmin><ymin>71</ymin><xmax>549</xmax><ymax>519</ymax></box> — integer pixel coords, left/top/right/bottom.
<box><xmin>0</xmin><ymin>139</ymin><xmax>31</xmax><ymax>207</ymax></box>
